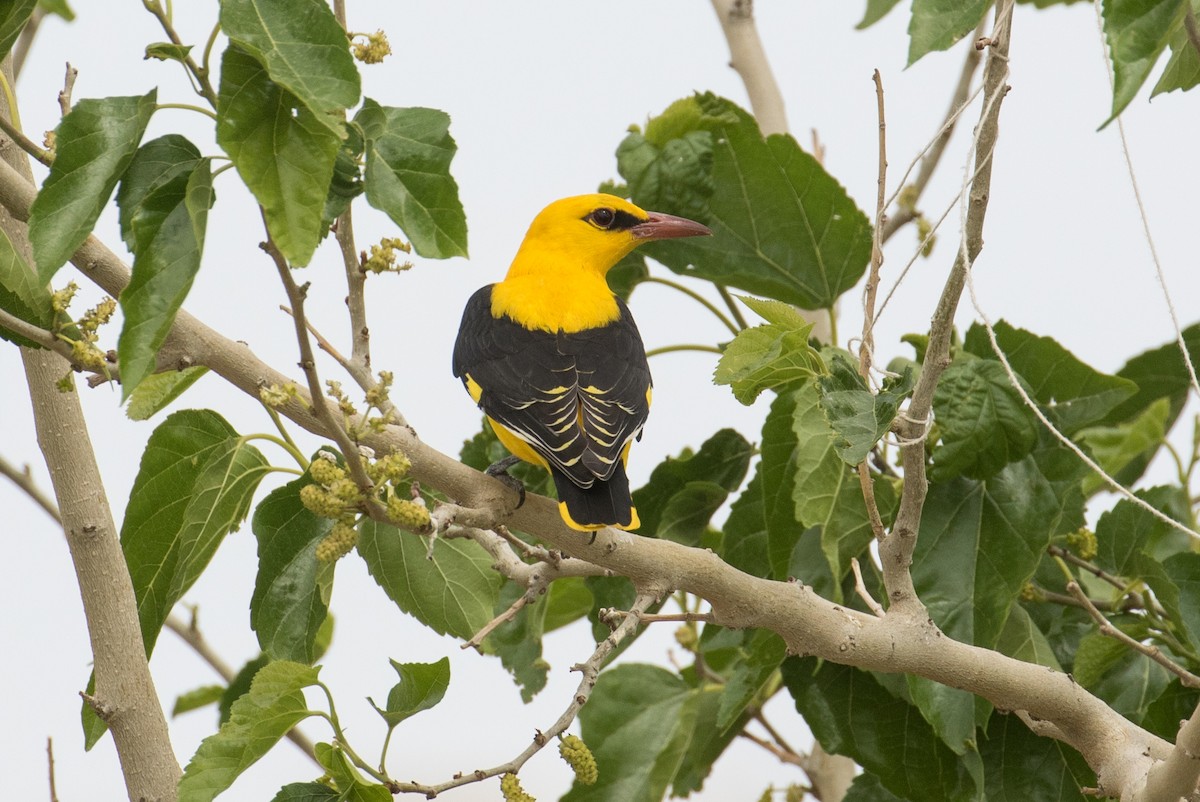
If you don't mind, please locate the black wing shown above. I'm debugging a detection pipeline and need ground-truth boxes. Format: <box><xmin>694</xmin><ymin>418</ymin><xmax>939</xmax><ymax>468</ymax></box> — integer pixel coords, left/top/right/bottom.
<box><xmin>452</xmin><ymin>285</ymin><xmax>651</xmax><ymax>489</ymax></box>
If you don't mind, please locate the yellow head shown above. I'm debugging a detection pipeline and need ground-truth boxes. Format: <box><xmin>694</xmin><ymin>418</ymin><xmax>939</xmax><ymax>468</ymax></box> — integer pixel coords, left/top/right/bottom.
<box><xmin>506</xmin><ymin>193</ymin><xmax>711</xmax><ymax>280</ymax></box>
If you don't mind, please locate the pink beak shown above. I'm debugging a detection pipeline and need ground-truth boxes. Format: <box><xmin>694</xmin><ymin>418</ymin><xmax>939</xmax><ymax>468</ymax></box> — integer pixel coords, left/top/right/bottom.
<box><xmin>630</xmin><ymin>211</ymin><xmax>712</xmax><ymax>240</ymax></box>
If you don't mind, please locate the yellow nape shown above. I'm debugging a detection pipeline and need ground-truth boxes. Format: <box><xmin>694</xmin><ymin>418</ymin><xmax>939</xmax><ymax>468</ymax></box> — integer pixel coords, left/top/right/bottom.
<box><xmin>559</xmin><ymin>501</ymin><xmax>641</xmax><ymax>532</ymax></box>
<box><xmin>491</xmin><ymin>194</ymin><xmax>649</xmax><ymax>333</ymax></box>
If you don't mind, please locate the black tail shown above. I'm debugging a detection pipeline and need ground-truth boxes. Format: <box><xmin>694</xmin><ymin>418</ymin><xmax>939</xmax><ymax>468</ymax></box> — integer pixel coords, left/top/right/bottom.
<box><xmin>549</xmin><ymin>464</ymin><xmax>639</xmax><ymax>531</ymax></box>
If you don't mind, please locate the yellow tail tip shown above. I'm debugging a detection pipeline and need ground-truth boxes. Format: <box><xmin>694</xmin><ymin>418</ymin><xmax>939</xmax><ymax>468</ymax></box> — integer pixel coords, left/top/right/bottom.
<box><xmin>558</xmin><ymin>501</ymin><xmax>640</xmax><ymax>532</ymax></box>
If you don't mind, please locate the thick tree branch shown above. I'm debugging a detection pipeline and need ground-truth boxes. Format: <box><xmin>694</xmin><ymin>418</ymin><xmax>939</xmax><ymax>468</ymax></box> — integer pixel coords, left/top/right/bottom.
<box><xmin>709</xmin><ymin>0</ymin><xmax>787</xmax><ymax>136</ymax></box>
<box><xmin>1</xmin><ymin>60</ymin><xmax>180</xmax><ymax>800</ymax></box>
<box><xmin>883</xmin><ymin>2</ymin><xmax>1013</xmax><ymax>612</ymax></box>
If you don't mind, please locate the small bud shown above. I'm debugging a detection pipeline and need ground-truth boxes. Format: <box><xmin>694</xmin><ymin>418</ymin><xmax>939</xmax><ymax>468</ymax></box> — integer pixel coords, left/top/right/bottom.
<box><xmin>674</xmin><ymin>624</ymin><xmax>698</xmax><ymax>651</ymax></box>
<box><xmin>916</xmin><ymin>214</ymin><xmax>936</xmax><ymax>258</ymax></box>
<box><xmin>259</xmin><ymin>382</ymin><xmax>298</xmax><ymax>408</ymax></box>
<box><xmin>368</xmin><ymin>451</ymin><xmax>412</xmax><ymax>484</ymax></box>
<box><xmin>558</xmin><ymin>735</ymin><xmax>597</xmax><ymax>786</ymax></box>
<box><xmin>51</xmin><ymin>281</ymin><xmax>79</xmax><ymax>314</ymax></box>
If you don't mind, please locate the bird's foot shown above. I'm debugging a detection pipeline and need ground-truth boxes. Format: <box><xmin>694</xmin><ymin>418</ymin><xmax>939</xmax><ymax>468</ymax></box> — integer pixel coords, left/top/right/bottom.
<box><xmin>485</xmin><ymin>456</ymin><xmax>526</xmax><ymax>509</ymax></box>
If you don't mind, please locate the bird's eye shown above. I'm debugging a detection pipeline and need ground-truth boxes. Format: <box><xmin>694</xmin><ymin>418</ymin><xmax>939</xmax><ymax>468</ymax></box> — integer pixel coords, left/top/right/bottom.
<box><xmin>589</xmin><ymin>208</ymin><xmax>616</xmax><ymax>229</ymax></box>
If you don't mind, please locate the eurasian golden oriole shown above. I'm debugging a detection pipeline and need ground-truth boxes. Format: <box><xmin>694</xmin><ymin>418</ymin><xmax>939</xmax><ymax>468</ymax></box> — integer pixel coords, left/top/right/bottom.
<box><xmin>452</xmin><ymin>194</ymin><xmax>711</xmax><ymax>532</ymax></box>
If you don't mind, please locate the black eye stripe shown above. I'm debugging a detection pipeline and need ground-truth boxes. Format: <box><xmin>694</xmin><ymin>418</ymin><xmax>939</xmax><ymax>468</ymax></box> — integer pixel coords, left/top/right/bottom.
<box><xmin>584</xmin><ymin>208</ymin><xmax>643</xmax><ymax>231</ymax></box>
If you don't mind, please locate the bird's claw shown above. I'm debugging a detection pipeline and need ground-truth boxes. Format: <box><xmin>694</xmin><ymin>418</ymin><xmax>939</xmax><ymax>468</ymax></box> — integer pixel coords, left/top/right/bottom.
<box><xmin>485</xmin><ymin>456</ymin><xmax>526</xmax><ymax>509</ymax></box>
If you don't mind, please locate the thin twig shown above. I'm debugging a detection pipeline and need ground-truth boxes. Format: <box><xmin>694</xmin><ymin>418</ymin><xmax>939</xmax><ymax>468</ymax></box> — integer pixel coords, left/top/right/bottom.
<box><xmin>0</xmin><ymin>308</ymin><xmax>119</xmax><ymax>383</ymax></box>
<box><xmin>881</xmin><ymin>25</ymin><xmax>985</xmax><ymax>243</ymax></box>
<box><xmin>0</xmin><ymin>112</ymin><xmax>52</xmax><ymax>166</ymax></box>
<box><xmin>607</xmin><ymin>610</ymin><xmax>715</xmax><ymax>625</ymax></box>
<box><xmin>47</xmin><ymin>737</ymin><xmax>58</xmax><ymax>802</ymax></box>
<box><xmin>739</xmin><ymin>729</ymin><xmax>805</xmax><ymax>767</ymax></box>
<box><xmin>264</xmin><ymin>236</ymin><xmax>383</xmax><ymax>512</ymax></box>
<box><xmin>385</xmin><ymin>594</ymin><xmax>657</xmax><ymax>796</ymax></box>
<box><xmin>0</xmin><ymin>454</ymin><xmax>61</xmax><ymax>523</ymax></box>
<box><xmin>335</xmin><ymin>207</ymin><xmax>373</xmax><ymax>374</ymax></box>
<box><xmin>1067</xmin><ymin>581</ymin><xmax>1200</xmax><ymax>689</ymax></box>
<box><xmin>462</xmin><ymin>591</ymin><xmax>533</xmax><ymax>650</ymax></box>
<box><xmin>141</xmin><ymin>0</ymin><xmax>219</xmax><ymax>107</ymax></box>
<box><xmin>11</xmin><ymin>7</ymin><xmax>45</xmax><ymax>79</ymax></box>
<box><xmin>58</xmin><ymin>63</ymin><xmax>77</xmax><ymax>117</ymax></box>
<box><xmin>851</xmin><ymin>557</ymin><xmax>885</xmax><ymax>618</ymax></box>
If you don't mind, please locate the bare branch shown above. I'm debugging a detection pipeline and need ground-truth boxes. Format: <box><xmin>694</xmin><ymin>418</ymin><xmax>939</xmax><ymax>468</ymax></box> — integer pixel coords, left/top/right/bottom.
<box><xmin>881</xmin><ymin>28</ymin><xmax>984</xmax><ymax>242</ymax></box>
<box><xmin>1067</xmin><ymin>581</ymin><xmax>1200</xmax><ymax>689</ymax></box>
<box><xmin>58</xmin><ymin>63</ymin><xmax>77</xmax><ymax>117</ymax></box>
<box><xmin>708</xmin><ymin>0</ymin><xmax>787</xmax><ymax>135</ymax></box>
<box><xmin>851</xmin><ymin>557</ymin><xmax>885</xmax><ymax>619</ymax></box>
<box><xmin>0</xmin><ymin>453</ymin><xmax>61</xmax><ymax>523</ymax></box>
<box><xmin>883</xmin><ymin>0</ymin><xmax>1014</xmax><ymax>612</ymax></box>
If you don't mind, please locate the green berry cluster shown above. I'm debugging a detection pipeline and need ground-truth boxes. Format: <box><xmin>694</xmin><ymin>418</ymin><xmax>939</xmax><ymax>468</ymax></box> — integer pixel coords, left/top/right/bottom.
<box><xmin>350</xmin><ymin>30</ymin><xmax>392</xmax><ymax>64</ymax></box>
<box><xmin>1066</xmin><ymin>527</ymin><xmax>1098</xmax><ymax>561</ymax></box>
<box><xmin>327</xmin><ymin>372</ymin><xmax>398</xmax><ymax>439</ymax></box>
<box><xmin>387</xmin><ymin>496</ymin><xmax>430</xmax><ymax>530</ymax></box>
<box><xmin>499</xmin><ymin>773</ymin><xmax>535</xmax><ymax>802</ymax></box>
<box><xmin>362</xmin><ymin>238</ymin><xmax>412</xmax><ymax>274</ymax></box>
<box><xmin>316</xmin><ymin>519</ymin><xmax>359</xmax><ymax>562</ymax></box>
<box><xmin>260</xmin><ymin>382</ymin><xmax>299</xmax><ymax>408</ymax></box>
<box><xmin>368</xmin><ymin>450</ymin><xmax>411</xmax><ymax>484</ymax></box>
<box><xmin>49</xmin><ymin>281</ymin><xmax>117</xmax><ymax>374</ymax></box>
<box><xmin>558</xmin><ymin>735</ymin><xmax>597</xmax><ymax>786</ymax></box>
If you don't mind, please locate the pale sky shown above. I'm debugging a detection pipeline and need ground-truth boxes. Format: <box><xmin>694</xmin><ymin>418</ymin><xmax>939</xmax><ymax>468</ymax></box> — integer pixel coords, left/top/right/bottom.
<box><xmin>2</xmin><ymin>2</ymin><xmax>1197</xmax><ymax>800</ymax></box>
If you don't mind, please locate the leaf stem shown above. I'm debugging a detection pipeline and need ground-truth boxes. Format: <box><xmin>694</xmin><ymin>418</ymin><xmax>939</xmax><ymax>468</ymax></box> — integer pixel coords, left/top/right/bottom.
<box><xmin>645</xmin><ymin>344</ymin><xmax>723</xmax><ymax>358</ymax></box>
<box><xmin>155</xmin><ymin>102</ymin><xmax>218</xmax><ymax>120</ymax></box>
<box><xmin>642</xmin><ymin>277</ymin><xmax>740</xmax><ymax>336</ymax></box>
<box><xmin>263</xmin><ymin>405</ymin><xmax>308</xmax><ymax>469</ymax></box>
<box><xmin>716</xmin><ymin>284</ymin><xmax>749</xmax><ymax>330</ymax></box>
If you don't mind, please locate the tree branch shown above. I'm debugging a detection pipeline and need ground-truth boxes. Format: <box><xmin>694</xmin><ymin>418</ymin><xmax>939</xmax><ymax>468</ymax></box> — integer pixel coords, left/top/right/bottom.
<box><xmin>883</xmin><ymin>1</ymin><xmax>1013</xmax><ymax>612</ymax></box>
<box><xmin>708</xmin><ymin>0</ymin><xmax>787</xmax><ymax>136</ymax></box>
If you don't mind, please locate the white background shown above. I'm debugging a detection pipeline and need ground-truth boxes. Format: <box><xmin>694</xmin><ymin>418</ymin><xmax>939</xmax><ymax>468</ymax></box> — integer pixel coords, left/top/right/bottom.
<box><xmin>2</xmin><ymin>1</ymin><xmax>1197</xmax><ymax>800</ymax></box>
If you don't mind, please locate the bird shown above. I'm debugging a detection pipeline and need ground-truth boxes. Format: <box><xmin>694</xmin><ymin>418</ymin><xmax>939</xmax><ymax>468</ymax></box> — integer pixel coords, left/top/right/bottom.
<box><xmin>452</xmin><ymin>193</ymin><xmax>711</xmax><ymax>533</ymax></box>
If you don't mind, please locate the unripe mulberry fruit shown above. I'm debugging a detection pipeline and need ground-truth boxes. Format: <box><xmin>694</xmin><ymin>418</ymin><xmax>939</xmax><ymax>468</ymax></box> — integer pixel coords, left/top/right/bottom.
<box><xmin>558</xmin><ymin>735</ymin><xmax>597</xmax><ymax>785</ymax></box>
<box><xmin>499</xmin><ymin>772</ymin><xmax>535</xmax><ymax>802</ymax></box>
<box><xmin>316</xmin><ymin>520</ymin><xmax>359</xmax><ymax>562</ymax></box>
<box><xmin>387</xmin><ymin>497</ymin><xmax>430</xmax><ymax>530</ymax></box>
<box><xmin>300</xmin><ymin>484</ymin><xmax>344</xmax><ymax>518</ymax></box>
<box><xmin>309</xmin><ymin>456</ymin><xmax>346</xmax><ymax>486</ymax></box>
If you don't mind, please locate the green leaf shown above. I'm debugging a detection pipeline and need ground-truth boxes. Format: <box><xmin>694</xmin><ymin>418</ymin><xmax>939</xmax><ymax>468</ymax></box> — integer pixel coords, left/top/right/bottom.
<box><xmin>173</xmin><ymin>684</ymin><xmax>226</xmax><ymax>717</ymax></box>
<box><xmin>484</xmin><ymin>580</ymin><xmax>550</xmax><ymax>702</ymax></box>
<box><xmin>994</xmin><ymin>604</ymin><xmax>1062</xmax><ymax>670</ymax></box>
<box><xmin>121</xmin><ymin>409</ymin><xmax>271</xmax><ymax>654</ymax></box>
<box><xmin>220</xmin><ymin>654</ymin><xmax>271</xmax><ymax>725</ymax></box>
<box><xmin>631</xmin><ymin>428</ymin><xmax>753</xmax><ymax>544</ymax></box>
<box><xmin>1075</xmin><ymin>625</ymin><xmax>1170</xmax><ymax>723</ymax></box>
<box><xmin>29</xmin><ymin>91</ymin><xmax>157</xmax><ymax>281</ymax></box>
<box><xmin>932</xmin><ymin>357</ymin><xmax>1039</xmax><ymax>480</ymax></box>
<box><xmin>909</xmin><ymin>454</ymin><xmax>1079</xmax><ymax>751</ymax></box>
<box><xmin>716</xmin><ymin>629</ymin><xmax>786</xmax><ymax>731</ymax></box>
<box><xmin>179</xmin><ymin>662</ymin><xmax>320</xmax><ymax>802</ymax></box>
<box><xmin>908</xmin><ymin>0</ymin><xmax>992</xmax><ymax>64</ymax></box>
<box><xmin>1095</xmin><ymin>486</ymin><xmax>1190</xmax><ymax>574</ymax></box>
<box><xmin>0</xmin><ymin>225</ymin><xmax>55</xmax><ymax>348</ymax></box>
<box><xmin>356</xmin><ymin>100</ymin><xmax>468</xmax><ymax>259</ymax></box>
<box><xmin>321</xmin><ymin>131</ymin><xmax>365</xmax><ymax>233</ymax></box>
<box><xmin>1077</xmin><ymin>396</ymin><xmax>1170</xmax><ymax>495</ymax></box>
<box><xmin>563</xmin><ymin>664</ymin><xmax>704</xmax><ymax>802</ymax></box>
<box><xmin>858</xmin><ymin>0</ymin><xmax>904</xmax><ymax>28</ymax></box>
<box><xmin>714</xmin><ymin>307</ymin><xmax>823</xmax><ymax>405</ymax></box>
<box><xmin>219</xmin><ymin>0</ymin><xmax>359</xmax><ymax>134</ymax></box>
<box><xmin>818</xmin><ymin>352</ymin><xmax>915</xmax><ymax>465</ymax></box>
<box><xmin>125</xmin><ymin>366</ymin><xmax>209</xmax><ymax>421</ymax></box>
<box><xmin>1162</xmin><ymin>553</ymin><xmax>1200</xmax><ymax>650</ymax></box>
<box><xmin>721</xmin><ymin>464</ymin><xmax>771</xmax><ymax>579</ymax></box>
<box><xmin>1152</xmin><ymin>5</ymin><xmax>1200</xmax><ymax>95</ymax></box>
<box><xmin>358</xmin><ymin>518</ymin><xmax>502</xmax><ymax>640</ymax></box>
<box><xmin>1108</xmin><ymin>323</ymin><xmax>1200</xmax><ymax>423</ymax></box>
<box><xmin>315</xmin><ymin>743</ymin><xmax>393</xmax><ymax>802</ymax></box>
<box><xmin>144</xmin><ymin>42</ymin><xmax>193</xmax><ymax>62</ymax></box>
<box><xmin>793</xmin><ymin>383</ymin><xmax>895</xmax><ymax>598</ymax></box>
<box><xmin>843</xmin><ymin>773</ymin><xmax>908</xmax><ymax>802</ymax></box>
<box><xmin>216</xmin><ymin>44</ymin><xmax>340</xmax><ymax>266</ymax></box>
<box><xmin>964</xmin><ymin>322</ymin><xmax>1138</xmax><ymax>434</ymax></box>
<box><xmin>979</xmin><ymin>712</ymin><xmax>1093</xmax><ymax>801</ymax></box>
<box><xmin>1101</xmin><ymin>0</ymin><xmax>1186</xmax><ymax>123</ymax></box>
<box><xmin>543</xmin><ymin>577</ymin><xmax>594</xmax><ymax>633</ymax></box>
<box><xmin>0</xmin><ymin>0</ymin><xmax>37</xmax><ymax>63</ymax></box>
<box><xmin>269</xmin><ymin>783</ymin><xmax>340</xmax><ymax>802</ymax></box>
<box><xmin>37</xmin><ymin>0</ymin><xmax>74</xmax><ymax>21</ymax></box>
<box><xmin>369</xmin><ymin>656</ymin><xmax>450</xmax><ymax>727</ymax></box>
<box><xmin>250</xmin><ymin>475</ymin><xmax>334</xmax><ymax>664</ymax></box>
<box><xmin>620</xmin><ymin>94</ymin><xmax>873</xmax><ymax>310</ymax></box>
<box><xmin>116</xmin><ymin>137</ymin><xmax>213</xmax><ymax>399</ymax></box>
<box><xmin>783</xmin><ymin>657</ymin><xmax>977</xmax><ymax>801</ymax></box>
<box><xmin>670</xmin><ymin>685</ymin><xmax>739</xmax><ymax>796</ymax></box>
<box><xmin>1144</xmin><ymin>680</ymin><xmax>1200</xmax><ymax>742</ymax></box>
